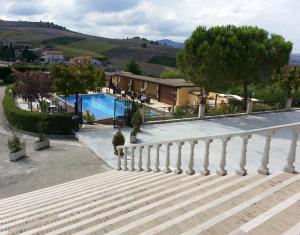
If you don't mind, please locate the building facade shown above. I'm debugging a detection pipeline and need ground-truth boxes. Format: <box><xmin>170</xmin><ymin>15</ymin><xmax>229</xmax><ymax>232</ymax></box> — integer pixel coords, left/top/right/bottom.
<box><xmin>42</xmin><ymin>50</ymin><xmax>64</xmax><ymax>64</ymax></box>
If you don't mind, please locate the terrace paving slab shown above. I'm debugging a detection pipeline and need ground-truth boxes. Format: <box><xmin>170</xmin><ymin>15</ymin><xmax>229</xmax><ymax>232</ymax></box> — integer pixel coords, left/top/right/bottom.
<box><xmin>77</xmin><ymin>110</ymin><xmax>300</xmax><ymax>173</ymax></box>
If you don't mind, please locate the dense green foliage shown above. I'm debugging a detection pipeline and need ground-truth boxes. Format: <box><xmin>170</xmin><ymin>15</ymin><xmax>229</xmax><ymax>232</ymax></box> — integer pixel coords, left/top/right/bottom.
<box><xmin>177</xmin><ymin>25</ymin><xmax>293</xmax><ymax>109</ymax></box>
<box><xmin>84</xmin><ymin>110</ymin><xmax>95</xmax><ymax>124</ymax></box>
<box><xmin>125</xmin><ymin>58</ymin><xmax>142</xmax><ymax>75</ymax></box>
<box><xmin>160</xmin><ymin>68</ymin><xmax>181</xmax><ymax>79</ymax></box>
<box><xmin>0</xmin><ymin>45</ymin><xmax>15</xmax><ymax>61</ymax></box>
<box><xmin>3</xmin><ymin>86</ymin><xmax>75</xmax><ymax>134</ymax></box>
<box><xmin>148</xmin><ymin>56</ymin><xmax>177</xmax><ymax>67</ymax></box>
<box><xmin>21</xmin><ymin>47</ymin><xmax>39</xmax><ymax>62</ymax></box>
<box><xmin>0</xmin><ymin>67</ymin><xmax>13</xmax><ymax>84</ymax></box>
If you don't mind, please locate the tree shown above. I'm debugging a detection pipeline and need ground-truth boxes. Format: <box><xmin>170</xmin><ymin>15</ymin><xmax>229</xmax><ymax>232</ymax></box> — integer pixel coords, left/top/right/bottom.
<box><xmin>22</xmin><ymin>47</ymin><xmax>38</xmax><ymax>62</ymax></box>
<box><xmin>160</xmin><ymin>68</ymin><xmax>181</xmax><ymax>79</ymax></box>
<box><xmin>15</xmin><ymin>71</ymin><xmax>54</xmax><ymax>112</ymax></box>
<box><xmin>50</xmin><ymin>63</ymin><xmax>101</xmax><ymax>115</ymax></box>
<box><xmin>94</xmin><ymin>69</ymin><xmax>106</xmax><ymax>92</ymax></box>
<box><xmin>275</xmin><ymin>66</ymin><xmax>300</xmax><ymax>99</ymax></box>
<box><xmin>125</xmin><ymin>58</ymin><xmax>142</xmax><ymax>75</ymax></box>
<box><xmin>177</xmin><ymin>25</ymin><xmax>293</xmax><ymax>110</ymax></box>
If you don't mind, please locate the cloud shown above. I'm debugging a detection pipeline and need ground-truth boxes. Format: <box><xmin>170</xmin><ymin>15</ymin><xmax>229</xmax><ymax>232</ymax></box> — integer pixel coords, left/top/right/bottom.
<box><xmin>0</xmin><ymin>0</ymin><xmax>299</xmax><ymax>52</ymax></box>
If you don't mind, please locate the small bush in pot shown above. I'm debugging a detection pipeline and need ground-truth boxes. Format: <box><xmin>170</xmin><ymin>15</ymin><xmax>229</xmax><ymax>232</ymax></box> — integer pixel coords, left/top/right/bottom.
<box><xmin>8</xmin><ymin>130</ymin><xmax>26</xmax><ymax>161</ymax></box>
<box><xmin>131</xmin><ymin>111</ymin><xmax>143</xmax><ymax>131</ymax></box>
<box><xmin>112</xmin><ymin>129</ymin><xmax>125</xmax><ymax>155</ymax></box>
<box><xmin>34</xmin><ymin>117</ymin><xmax>50</xmax><ymax>150</ymax></box>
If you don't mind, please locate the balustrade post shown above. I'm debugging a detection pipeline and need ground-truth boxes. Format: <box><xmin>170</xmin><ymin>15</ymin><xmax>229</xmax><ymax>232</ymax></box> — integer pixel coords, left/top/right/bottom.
<box><xmin>164</xmin><ymin>143</ymin><xmax>172</xmax><ymax>173</ymax></box>
<box><xmin>186</xmin><ymin>141</ymin><xmax>197</xmax><ymax>175</ymax></box>
<box><xmin>258</xmin><ymin>131</ymin><xmax>275</xmax><ymax>175</ymax></box>
<box><xmin>153</xmin><ymin>144</ymin><xmax>162</xmax><ymax>173</ymax></box>
<box><xmin>217</xmin><ymin>137</ymin><xmax>231</xmax><ymax>176</ymax></box>
<box><xmin>145</xmin><ymin>145</ymin><xmax>153</xmax><ymax>172</ymax></box>
<box><xmin>200</xmin><ymin>139</ymin><xmax>213</xmax><ymax>176</ymax></box>
<box><xmin>117</xmin><ymin>148</ymin><xmax>122</xmax><ymax>171</ymax></box>
<box><xmin>284</xmin><ymin>128</ymin><xmax>300</xmax><ymax>173</ymax></box>
<box><xmin>130</xmin><ymin>147</ymin><xmax>136</xmax><ymax>172</ymax></box>
<box><xmin>236</xmin><ymin>135</ymin><xmax>251</xmax><ymax>176</ymax></box>
<box><xmin>137</xmin><ymin>146</ymin><xmax>144</xmax><ymax>172</ymax></box>
<box><xmin>123</xmin><ymin>147</ymin><xmax>128</xmax><ymax>171</ymax></box>
<box><xmin>174</xmin><ymin>142</ymin><xmax>184</xmax><ymax>174</ymax></box>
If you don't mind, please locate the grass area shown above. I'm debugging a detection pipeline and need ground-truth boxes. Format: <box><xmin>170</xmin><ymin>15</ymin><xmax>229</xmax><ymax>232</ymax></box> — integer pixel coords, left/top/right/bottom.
<box><xmin>148</xmin><ymin>56</ymin><xmax>177</xmax><ymax>67</ymax></box>
<box><xmin>42</xmin><ymin>36</ymin><xmax>84</xmax><ymax>45</ymax></box>
<box><xmin>56</xmin><ymin>39</ymin><xmax>118</xmax><ymax>58</ymax></box>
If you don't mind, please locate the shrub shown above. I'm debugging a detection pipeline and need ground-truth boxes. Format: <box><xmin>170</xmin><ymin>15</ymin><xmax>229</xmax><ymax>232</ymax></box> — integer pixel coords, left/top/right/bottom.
<box><xmin>131</xmin><ymin>111</ymin><xmax>143</xmax><ymax>130</ymax></box>
<box><xmin>3</xmin><ymin>86</ymin><xmax>75</xmax><ymax>134</ymax></box>
<box><xmin>8</xmin><ymin>130</ymin><xmax>25</xmax><ymax>153</ymax></box>
<box><xmin>0</xmin><ymin>79</ymin><xmax>4</xmax><ymax>85</ymax></box>
<box><xmin>84</xmin><ymin>110</ymin><xmax>95</xmax><ymax>125</ymax></box>
<box><xmin>112</xmin><ymin>129</ymin><xmax>125</xmax><ymax>147</ymax></box>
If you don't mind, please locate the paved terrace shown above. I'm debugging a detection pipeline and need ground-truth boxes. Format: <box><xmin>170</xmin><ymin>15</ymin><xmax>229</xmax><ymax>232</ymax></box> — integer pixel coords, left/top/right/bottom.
<box><xmin>78</xmin><ymin>110</ymin><xmax>300</xmax><ymax>174</ymax></box>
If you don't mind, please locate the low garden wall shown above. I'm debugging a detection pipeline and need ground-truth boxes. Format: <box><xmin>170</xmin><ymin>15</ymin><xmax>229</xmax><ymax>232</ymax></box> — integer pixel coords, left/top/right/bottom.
<box><xmin>3</xmin><ymin>86</ymin><xmax>75</xmax><ymax>134</ymax></box>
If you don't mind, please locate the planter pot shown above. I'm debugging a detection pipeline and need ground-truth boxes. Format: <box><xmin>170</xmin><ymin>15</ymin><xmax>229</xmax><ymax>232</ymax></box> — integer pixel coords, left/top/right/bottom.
<box><xmin>130</xmin><ymin>135</ymin><xmax>137</xmax><ymax>143</ymax></box>
<box><xmin>114</xmin><ymin>146</ymin><xmax>124</xmax><ymax>156</ymax></box>
<box><xmin>34</xmin><ymin>138</ymin><xmax>50</xmax><ymax>151</ymax></box>
<box><xmin>9</xmin><ymin>148</ymin><xmax>26</xmax><ymax>162</ymax></box>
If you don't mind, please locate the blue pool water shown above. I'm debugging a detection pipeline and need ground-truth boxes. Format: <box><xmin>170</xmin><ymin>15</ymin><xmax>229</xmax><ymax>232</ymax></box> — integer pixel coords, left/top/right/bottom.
<box><xmin>60</xmin><ymin>94</ymin><xmax>128</xmax><ymax>119</ymax></box>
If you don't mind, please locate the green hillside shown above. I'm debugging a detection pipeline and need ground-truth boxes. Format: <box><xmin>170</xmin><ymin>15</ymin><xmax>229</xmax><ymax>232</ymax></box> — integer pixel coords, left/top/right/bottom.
<box><xmin>0</xmin><ymin>20</ymin><xmax>179</xmax><ymax>75</ymax></box>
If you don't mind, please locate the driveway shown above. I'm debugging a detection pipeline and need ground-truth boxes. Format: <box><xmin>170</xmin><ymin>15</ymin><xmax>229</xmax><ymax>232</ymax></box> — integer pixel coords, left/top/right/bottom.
<box><xmin>0</xmin><ymin>86</ymin><xmax>111</xmax><ymax>199</ymax></box>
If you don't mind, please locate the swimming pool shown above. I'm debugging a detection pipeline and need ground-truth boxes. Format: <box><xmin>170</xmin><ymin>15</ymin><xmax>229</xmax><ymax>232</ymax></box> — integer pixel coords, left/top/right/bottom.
<box><xmin>60</xmin><ymin>94</ymin><xmax>128</xmax><ymax>119</ymax></box>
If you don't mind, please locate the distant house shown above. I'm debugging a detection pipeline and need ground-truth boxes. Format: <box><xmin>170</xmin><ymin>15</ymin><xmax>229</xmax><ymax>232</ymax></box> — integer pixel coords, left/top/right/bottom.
<box><xmin>42</xmin><ymin>50</ymin><xmax>64</xmax><ymax>64</ymax></box>
<box><xmin>0</xmin><ymin>39</ymin><xmax>15</xmax><ymax>47</ymax></box>
<box><xmin>69</xmin><ymin>56</ymin><xmax>102</xmax><ymax>67</ymax></box>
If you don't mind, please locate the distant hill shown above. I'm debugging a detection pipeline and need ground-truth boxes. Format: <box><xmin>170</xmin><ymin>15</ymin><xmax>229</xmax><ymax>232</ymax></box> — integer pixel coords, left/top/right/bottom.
<box><xmin>290</xmin><ymin>53</ymin><xmax>300</xmax><ymax>65</ymax></box>
<box><xmin>157</xmin><ymin>39</ymin><xmax>184</xmax><ymax>49</ymax></box>
<box><xmin>0</xmin><ymin>20</ymin><xmax>178</xmax><ymax>75</ymax></box>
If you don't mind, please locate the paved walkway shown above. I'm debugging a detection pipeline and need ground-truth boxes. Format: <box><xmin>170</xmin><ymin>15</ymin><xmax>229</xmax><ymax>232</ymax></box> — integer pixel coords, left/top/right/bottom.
<box><xmin>78</xmin><ymin>110</ymin><xmax>300</xmax><ymax>173</ymax></box>
<box><xmin>0</xmin><ymin>86</ymin><xmax>111</xmax><ymax>199</ymax></box>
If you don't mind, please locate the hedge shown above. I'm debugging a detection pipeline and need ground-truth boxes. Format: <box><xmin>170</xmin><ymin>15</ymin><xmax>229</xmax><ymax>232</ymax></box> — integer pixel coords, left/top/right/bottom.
<box><xmin>3</xmin><ymin>86</ymin><xmax>75</xmax><ymax>134</ymax></box>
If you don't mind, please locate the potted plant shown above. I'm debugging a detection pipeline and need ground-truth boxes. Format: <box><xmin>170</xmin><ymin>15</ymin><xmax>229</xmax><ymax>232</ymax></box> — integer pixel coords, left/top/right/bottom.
<box><xmin>130</xmin><ymin>128</ymin><xmax>137</xmax><ymax>143</ymax></box>
<box><xmin>84</xmin><ymin>110</ymin><xmax>96</xmax><ymax>125</ymax></box>
<box><xmin>112</xmin><ymin>129</ymin><xmax>125</xmax><ymax>155</ymax></box>
<box><xmin>131</xmin><ymin>111</ymin><xmax>143</xmax><ymax>131</ymax></box>
<box><xmin>8</xmin><ymin>131</ymin><xmax>26</xmax><ymax>161</ymax></box>
<box><xmin>34</xmin><ymin>118</ymin><xmax>50</xmax><ymax>151</ymax></box>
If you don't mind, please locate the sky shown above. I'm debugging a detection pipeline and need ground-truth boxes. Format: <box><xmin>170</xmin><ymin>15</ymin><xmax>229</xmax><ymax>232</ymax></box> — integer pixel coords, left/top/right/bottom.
<box><xmin>0</xmin><ymin>0</ymin><xmax>299</xmax><ymax>53</ymax></box>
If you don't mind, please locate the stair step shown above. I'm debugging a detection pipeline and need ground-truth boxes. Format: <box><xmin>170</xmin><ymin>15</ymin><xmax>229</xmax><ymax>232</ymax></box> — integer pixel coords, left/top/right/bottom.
<box><xmin>0</xmin><ymin>171</ymin><xmax>299</xmax><ymax>235</ymax></box>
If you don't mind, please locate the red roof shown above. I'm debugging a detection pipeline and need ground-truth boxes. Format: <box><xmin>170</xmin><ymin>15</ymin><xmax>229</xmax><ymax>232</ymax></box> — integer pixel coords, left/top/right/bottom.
<box><xmin>45</xmin><ymin>50</ymin><xmax>64</xmax><ymax>55</ymax></box>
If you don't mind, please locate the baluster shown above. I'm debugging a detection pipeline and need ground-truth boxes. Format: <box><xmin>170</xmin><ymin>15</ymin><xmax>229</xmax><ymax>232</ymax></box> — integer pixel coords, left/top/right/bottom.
<box><xmin>145</xmin><ymin>145</ymin><xmax>153</xmax><ymax>172</ymax></box>
<box><xmin>123</xmin><ymin>147</ymin><xmax>128</xmax><ymax>171</ymax></box>
<box><xmin>130</xmin><ymin>147</ymin><xmax>135</xmax><ymax>172</ymax></box>
<box><xmin>258</xmin><ymin>131</ymin><xmax>275</xmax><ymax>175</ymax></box>
<box><xmin>200</xmin><ymin>139</ymin><xmax>213</xmax><ymax>176</ymax></box>
<box><xmin>236</xmin><ymin>135</ymin><xmax>251</xmax><ymax>176</ymax></box>
<box><xmin>153</xmin><ymin>144</ymin><xmax>162</xmax><ymax>173</ymax></box>
<box><xmin>174</xmin><ymin>142</ymin><xmax>184</xmax><ymax>174</ymax></box>
<box><xmin>117</xmin><ymin>148</ymin><xmax>122</xmax><ymax>171</ymax></box>
<box><xmin>284</xmin><ymin>128</ymin><xmax>300</xmax><ymax>173</ymax></box>
<box><xmin>137</xmin><ymin>146</ymin><xmax>144</xmax><ymax>172</ymax></box>
<box><xmin>164</xmin><ymin>143</ymin><xmax>172</xmax><ymax>173</ymax></box>
<box><xmin>217</xmin><ymin>137</ymin><xmax>231</xmax><ymax>176</ymax></box>
<box><xmin>186</xmin><ymin>141</ymin><xmax>197</xmax><ymax>175</ymax></box>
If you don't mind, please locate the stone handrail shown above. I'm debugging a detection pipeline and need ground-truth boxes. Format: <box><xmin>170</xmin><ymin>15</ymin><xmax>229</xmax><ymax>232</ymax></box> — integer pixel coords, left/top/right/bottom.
<box><xmin>117</xmin><ymin>122</ymin><xmax>300</xmax><ymax>176</ymax></box>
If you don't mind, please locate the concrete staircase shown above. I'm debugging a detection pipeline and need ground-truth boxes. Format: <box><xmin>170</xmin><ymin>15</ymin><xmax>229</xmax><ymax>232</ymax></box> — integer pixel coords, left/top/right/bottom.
<box><xmin>0</xmin><ymin>170</ymin><xmax>299</xmax><ymax>235</ymax></box>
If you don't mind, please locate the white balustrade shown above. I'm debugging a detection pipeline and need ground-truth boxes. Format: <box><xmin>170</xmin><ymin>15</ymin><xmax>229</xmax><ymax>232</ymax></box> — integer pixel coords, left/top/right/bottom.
<box><xmin>236</xmin><ymin>135</ymin><xmax>251</xmax><ymax>176</ymax></box>
<box><xmin>258</xmin><ymin>131</ymin><xmax>275</xmax><ymax>175</ymax></box>
<box><xmin>200</xmin><ymin>139</ymin><xmax>213</xmax><ymax>176</ymax></box>
<box><xmin>284</xmin><ymin>128</ymin><xmax>300</xmax><ymax>173</ymax></box>
<box><xmin>164</xmin><ymin>143</ymin><xmax>172</xmax><ymax>173</ymax></box>
<box><xmin>216</xmin><ymin>137</ymin><xmax>231</xmax><ymax>176</ymax></box>
<box><xmin>174</xmin><ymin>142</ymin><xmax>184</xmax><ymax>174</ymax></box>
<box><xmin>117</xmin><ymin>122</ymin><xmax>300</xmax><ymax>176</ymax></box>
<box><xmin>137</xmin><ymin>146</ymin><xmax>144</xmax><ymax>172</ymax></box>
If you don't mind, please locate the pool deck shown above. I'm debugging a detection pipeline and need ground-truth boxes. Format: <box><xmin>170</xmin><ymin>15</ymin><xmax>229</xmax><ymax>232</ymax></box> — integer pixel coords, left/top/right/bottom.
<box><xmin>77</xmin><ymin>110</ymin><xmax>300</xmax><ymax>173</ymax></box>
